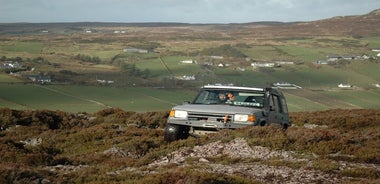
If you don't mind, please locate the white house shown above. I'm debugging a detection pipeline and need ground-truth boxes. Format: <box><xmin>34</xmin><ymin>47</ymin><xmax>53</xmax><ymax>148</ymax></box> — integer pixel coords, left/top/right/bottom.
<box><xmin>316</xmin><ymin>60</ymin><xmax>329</xmax><ymax>65</ymax></box>
<box><xmin>275</xmin><ymin>61</ymin><xmax>294</xmax><ymax>65</ymax></box>
<box><xmin>28</xmin><ymin>75</ymin><xmax>51</xmax><ymax>84</ymax></box>
<box><xmin>210</xmin><ymin>56</ymin><xmax>224</xmax><ymax>60</ymax></box>
<box><xmin>218</xmin><ymin>63</ymin><xmax>225</xmax><ymax>67</ymax></box>
<box><xmin>273</xmin><ymin>82</ymin><xmax>302</xmax><ymax>89</ymax></box>
<box><xmin>338</xmin><ymin>83</ymin><xmax>353</xmax><ymax>88</ymax></box>
<box><xmin>341</xmin><ymin>55</ymin><xmax>356</xmax><ymax>60</ymax></box>
<box><xmin>176</xmin><ymin>75</ymin><xmax>195</xmax><ymax>80</ymax></box>
<box><xmin>251</xmin><ymin>62</ymin><xmax>276</xmax><ymax>68</ymax></box>
<box><xmin>1</xmin><ymin>61</ymin><xmax>21</xmax><ymax>69</ymax></box>
<box><xmin>327</xmin><ymin>55</ymin><xmax>342</xmax><ymax>61</ymax></box>
<box><xmin>123</xmin><ymin>48</ymin><xmax>148</xmax><ymax>53</ymax></box>
<box><xmin>97</xmin><ymin>79</ymin><xmax>114</xmax><ymax>84</ymax></box>
<box><xmin>180</xmin><ymin>60</ymin><xmax>197</xmax><ymax>64</ymax></box>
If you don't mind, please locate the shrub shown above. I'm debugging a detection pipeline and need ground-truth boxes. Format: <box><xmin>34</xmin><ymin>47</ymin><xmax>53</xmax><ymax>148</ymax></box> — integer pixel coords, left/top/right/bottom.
<box><xmin>139</xmin><ymin>169</ymin><xmax>257</xmax><ymax>184</ymax></box>
<box><xmin>342</xmin><ymin>167</ymin><xmax>380</xmax><ymax>179</ymax></box>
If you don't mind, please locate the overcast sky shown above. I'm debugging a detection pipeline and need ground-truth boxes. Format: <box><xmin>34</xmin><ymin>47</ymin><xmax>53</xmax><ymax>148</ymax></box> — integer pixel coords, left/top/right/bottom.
<box><xmin>1</xmin><ymin>0</ymin><xmax>379</xmax><ymax>23</ymax></box>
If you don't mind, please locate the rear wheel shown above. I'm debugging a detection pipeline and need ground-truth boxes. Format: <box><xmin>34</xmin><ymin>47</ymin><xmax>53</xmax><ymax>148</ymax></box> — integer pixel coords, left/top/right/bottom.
<box><xmin>282</xmin><ymin>123</ymin><xmax>290</xmax><ymax>130</ymax></box>
<box><xmin>164</xmin><ymin>124</ymin><xmax>190</xmax><ymax>142</ymax></box>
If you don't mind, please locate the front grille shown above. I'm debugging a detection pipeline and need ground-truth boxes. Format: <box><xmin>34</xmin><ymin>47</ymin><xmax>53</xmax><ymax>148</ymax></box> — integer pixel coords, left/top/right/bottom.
<box><xmin>188</xmin><ymin>112</ymin><xmax>232</xmax><ymax>123</ymax></box>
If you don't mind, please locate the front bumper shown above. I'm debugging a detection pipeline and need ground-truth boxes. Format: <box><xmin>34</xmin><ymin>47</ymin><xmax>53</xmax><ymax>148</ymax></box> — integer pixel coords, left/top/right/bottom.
<box><xmin>167</xmin><ymin>118</ymin><xmax>256</xmax><ymax>129</ymax></box>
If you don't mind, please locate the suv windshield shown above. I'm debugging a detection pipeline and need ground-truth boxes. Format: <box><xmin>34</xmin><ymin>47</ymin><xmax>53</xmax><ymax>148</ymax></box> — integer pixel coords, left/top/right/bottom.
<box><xmin>193</xmin><ymin>89</ymin><xmax>264</xmax><ymax>108</ymax></box>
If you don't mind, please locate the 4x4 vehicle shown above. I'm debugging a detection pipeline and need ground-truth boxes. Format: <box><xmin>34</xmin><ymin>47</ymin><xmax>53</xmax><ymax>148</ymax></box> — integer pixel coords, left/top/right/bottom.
<box><xmin>164</xmin><ymin>85</ymin><xmax>290</xmax><ymax>142</ymax></box>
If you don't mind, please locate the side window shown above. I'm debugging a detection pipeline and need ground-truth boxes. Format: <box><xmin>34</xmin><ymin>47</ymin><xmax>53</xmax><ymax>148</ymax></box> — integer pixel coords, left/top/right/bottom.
<box><xmin>281</xmin><ymin>98</ymin><xmax>288</xmax><ymax>114</ymax></box>
<box><xmin>269</xmin><ymin>95</ymin><xmax>281</xmax><ymax>112</ymax></box>
<box><xmin>269</xmin><ymin>95</ymin><xmax>274</xmax><ymax>110</ymax></box>
<box><xmin>273</xmin><ymin>95</ymin><xmax>281</xmax><ymax>113</ymax></box>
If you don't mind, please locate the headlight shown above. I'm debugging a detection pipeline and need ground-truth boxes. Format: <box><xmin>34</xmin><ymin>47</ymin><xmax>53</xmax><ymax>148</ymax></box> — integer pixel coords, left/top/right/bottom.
<box><xmin>169</xmin><ymin>110</ymin><xmax>188</xmax><ymax>118</ymax></box>
<box><xmin>234</xmin><ymin>114</ymin><xmax>255</xmax><ymax>122</ymax></box>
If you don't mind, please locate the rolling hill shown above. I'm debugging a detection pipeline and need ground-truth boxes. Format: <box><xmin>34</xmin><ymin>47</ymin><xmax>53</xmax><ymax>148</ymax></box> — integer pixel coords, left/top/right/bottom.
<box><xmin>0</xmin><ymin>9</ymin><xmax>380</xmax><ymax>112</ymax></box>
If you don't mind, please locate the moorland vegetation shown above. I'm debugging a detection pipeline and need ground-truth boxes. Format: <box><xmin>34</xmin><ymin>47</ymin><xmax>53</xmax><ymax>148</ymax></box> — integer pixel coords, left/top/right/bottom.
<box><xmin>0</xmin><ymin>108</ymin><xmax>379</xmax><ymax>183</ymax></box>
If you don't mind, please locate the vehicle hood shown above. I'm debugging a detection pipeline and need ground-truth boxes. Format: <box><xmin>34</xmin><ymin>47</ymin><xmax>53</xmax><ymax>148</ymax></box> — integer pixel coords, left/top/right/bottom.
<box><xmin>173</xmin><ymin>104</ymin><xmax>261</xmax><ymax>114</ymax></box>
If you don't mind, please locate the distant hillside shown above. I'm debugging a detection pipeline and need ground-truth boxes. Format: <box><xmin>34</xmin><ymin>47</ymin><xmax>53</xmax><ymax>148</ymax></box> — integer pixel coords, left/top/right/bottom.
<box><xmin>229</xmin><ymin>8</ymin><xmax>380</xmax><ymax>37</ymax></box>
<box><xmin>294</xmin><ymin>8</ymin><xmax>380</xmax><ymax>36</ymax></box>
<box><xmin>1</xmin><ymin>9</ymin><xmax>380</xmax><ymax>36</ymax></box>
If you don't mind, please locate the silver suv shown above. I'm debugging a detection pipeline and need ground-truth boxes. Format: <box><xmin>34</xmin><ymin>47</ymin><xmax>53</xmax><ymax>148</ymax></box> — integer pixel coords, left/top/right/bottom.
<box><xmin>164</xmin><ymin>85</ymin><xmax>290</xmax><ymax>142</ymax></box>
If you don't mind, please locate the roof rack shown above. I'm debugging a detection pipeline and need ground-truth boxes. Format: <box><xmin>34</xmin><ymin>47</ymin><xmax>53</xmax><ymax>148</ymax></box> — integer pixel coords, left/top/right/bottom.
<box><xmin>203</xmin><ymin>85</ymin><xmax>264</xmax><ymax>91</ymax></box>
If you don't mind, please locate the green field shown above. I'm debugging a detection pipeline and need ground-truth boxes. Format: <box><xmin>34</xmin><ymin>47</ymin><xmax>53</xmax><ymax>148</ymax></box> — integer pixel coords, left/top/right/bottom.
<box><xmin>283</xmin><ymin>92</ymin><xmax>328</xmax><ymax>112</ymax></box>
<box><xmin>0</xmin><ymin>73</ymin><xmax>23</xmax><ymax>82</ymax></box>
<box><xmin>1</xmin><ymin>82</ymin><xmax>379</xmax><ymax>113</ymax></box>
<box><xmin>0</xmin><ymin>41</ymin><xmax>43</xmax><ymax>54</ymax></box>
<box><xmin>0</xmin><ymin>84</ymin><xmax>196</xmax><ymax>113</ymax></box>
<box><xmin>320</xmin><ymin>89</ymin><xmax>380</xmax><ymax>109</ymax></box>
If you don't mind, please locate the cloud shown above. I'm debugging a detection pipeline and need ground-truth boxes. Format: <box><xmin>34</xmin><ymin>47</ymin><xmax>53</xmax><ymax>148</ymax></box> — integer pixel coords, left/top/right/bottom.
<box><xmin>0</xmin><ymin>0</ymin><xmax>379</xmax><ymax>23</ymax></box>
<box><xmin>265</xmin><ymin>0</ymin><xmax>295</xmax><ymax>8</ymax></box>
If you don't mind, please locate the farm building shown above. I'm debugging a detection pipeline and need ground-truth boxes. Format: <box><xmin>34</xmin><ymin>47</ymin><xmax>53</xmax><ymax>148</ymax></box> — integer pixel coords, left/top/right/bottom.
<box><xmin>210</xmin><ymin>56</ymin><xmax>224</xmax><ymax>60</ymax></box>
<box><xmin>123</xmin><ymin>48</ymin><xmax>148</xmax><ymax>53</ymax></box>
<box><xmin>113</xmin><ymin>30</ymin><xmax>126</xmax><ymax>34</ymax></box>
<box><xmin>327</xmin><ymin>55</ymin><xmax>357</xmax><ymax>61</ymax></box>
<box><xmin>180</xmin><ymin>60</ymin><xmax>197</xmax><ymax>64</ymax></box>
<box><xmin>1</xmin><ymin>61</ymin><xmax>21</xmax><ymax>69</ymax></box>
<box><xmin>316</xmin><ymin>60</ymin><xmax>329</xmax><ymax>65</ymax></box>
<box><xmin>28</xmin><ymin>75</ymin><xmax>51</xmax><ymax>84</ymax></box>
<box><xmin>251</xmin><ymin>62</ymin><xmax>277</xmax><ymax>68</ymax></box>
<box><xmin>97</xmin><ymin>79</ymin><xmax>114</xmax><ymax>84</ymax></box>
<box><xmin>176</xmin><ymin>75</ymin><xmax>195</xmax><ymax>80</ymax></box>
<box><xmin>338</xmin><ymin>83</ymin><xmax>353</xmax><ymax>88</ymax></box>
<box><xmin>275</xmin><ymin>61</ymin><xmax>294</xmax><ymax>65</ymax></box>
<box><xmin>341</xmin><ymin>55</ymin><xmax>356</xmax><ymax>60</ymax></box>
<box><xmin>272</xmin><ymin>82</ymin><xmax>302</xmax><ymax>89</ymax></box>
<box><xmin>327</xmin><ymin>55</ymin><xmax>342</xmax><ymax>61</ymax></box>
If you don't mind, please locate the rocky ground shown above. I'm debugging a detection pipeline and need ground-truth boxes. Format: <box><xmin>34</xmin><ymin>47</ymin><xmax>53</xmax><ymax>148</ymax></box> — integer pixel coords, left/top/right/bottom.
<box><xmin>150</xmin><ymin>137</ymin><xmax>340</xmax><ymax>184</ymax></box>
<box><xmin>95</xmin><ymin>135</ymin><xmax>378</xmax><ymax>184</ymax></box>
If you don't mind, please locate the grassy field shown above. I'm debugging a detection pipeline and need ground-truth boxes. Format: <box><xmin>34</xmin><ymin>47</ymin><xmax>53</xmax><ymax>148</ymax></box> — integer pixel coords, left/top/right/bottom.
<box><xmin>0</xmin><ymin>84</ymin><xmax>196</xmax><ymax>113</ymax></box>
<box><xmin>283</xmin><ymin>92</ymin><xmax>328</xmax><ymax>112</ymax></box>
<box><xmin>320</xmin><ymin>89</ymin><xmax>380</xmax><ymax>109</ymax></box>
<box><xmin>0</xmin><ymin>41</ymin><xmax>43</xmax><ymax>54</ymax></box>
<box><xmin>1</xmin><ymin>82</ymin><xmax>379</xmax><ymax>113</ymax></box>
<box><xmin>0</xmin><ymin>73</ymin><xmax>23</xmax><ymax>82</ymax></box>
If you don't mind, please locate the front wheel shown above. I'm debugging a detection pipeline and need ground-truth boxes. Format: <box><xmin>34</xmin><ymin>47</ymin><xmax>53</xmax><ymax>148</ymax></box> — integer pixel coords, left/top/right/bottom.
<box><xmin>164</xmin><ymin>124</ymin><xmax>190</xmax><ymax>142</ymax></box>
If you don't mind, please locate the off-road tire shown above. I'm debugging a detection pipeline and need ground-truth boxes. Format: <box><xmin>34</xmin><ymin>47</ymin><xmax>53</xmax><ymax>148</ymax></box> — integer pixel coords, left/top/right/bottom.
<box><xmin>164</xmin><ymin>124</ymin><xmax>190</xmax><ymax>142</ymax></box>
